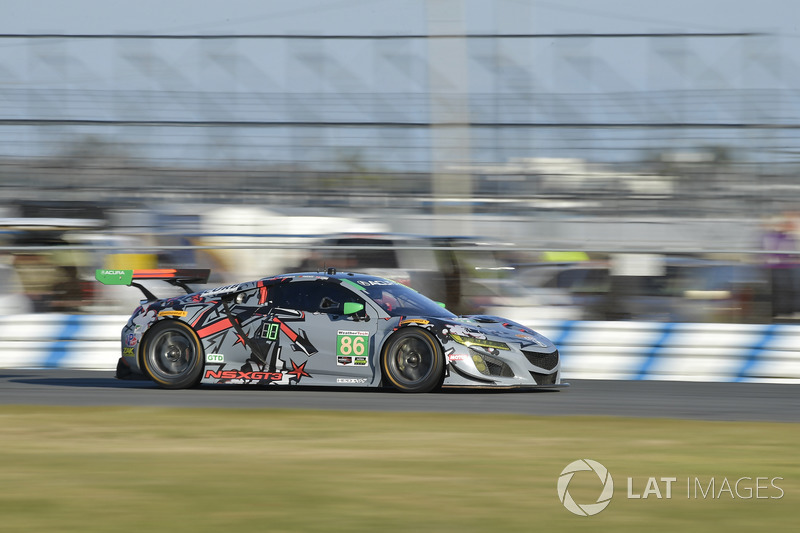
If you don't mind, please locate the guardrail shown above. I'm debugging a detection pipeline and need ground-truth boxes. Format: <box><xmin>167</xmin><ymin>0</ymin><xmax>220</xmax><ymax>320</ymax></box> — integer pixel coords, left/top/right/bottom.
<box><xmin>1</xmin><ymin>315</ymin><xmax>799</xmax><ymax>383</ymax></box>
<box><xmin>0</xmin><ymin>314</ymin><xmax>123</xmax><ymax>371</ymax></box>
<box><xmin>532</xmin><ymin>320</ymin><xmax>800</xmax><ymax>383</ymax></box>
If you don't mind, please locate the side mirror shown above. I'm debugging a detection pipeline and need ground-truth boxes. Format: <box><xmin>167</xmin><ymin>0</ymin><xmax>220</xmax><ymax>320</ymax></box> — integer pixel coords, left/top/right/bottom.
<box><xmin>343</xmin><ymin>302</ymin><xmax>365</xmax><ymax>315</ymax></box>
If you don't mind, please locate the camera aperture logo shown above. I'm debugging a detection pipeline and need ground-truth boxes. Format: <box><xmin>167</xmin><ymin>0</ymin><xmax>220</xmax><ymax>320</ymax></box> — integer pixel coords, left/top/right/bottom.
<box><xmin>558</xmin><ymin>460</ymin><xmax>785</xmax><ymax>517</ymax></box>
<box><xmin>557</xmin><ymin>459</ymin><xmax>614</xmax><ymax>516</ymax></box>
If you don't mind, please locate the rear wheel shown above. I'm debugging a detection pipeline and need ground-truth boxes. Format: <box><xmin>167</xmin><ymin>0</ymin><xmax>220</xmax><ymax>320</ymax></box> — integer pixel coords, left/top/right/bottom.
<box><xmin>381</xmin><ymin>328</ymin><xmax>444</xmax><ymax>393</ymax></box>
<box><xmin>141</xmin><ymin>320</ymin><xmax>204</xmax><ymax>389</ymax></box>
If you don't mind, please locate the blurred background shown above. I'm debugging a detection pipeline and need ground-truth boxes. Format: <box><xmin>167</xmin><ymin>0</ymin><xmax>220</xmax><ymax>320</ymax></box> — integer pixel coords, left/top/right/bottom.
<box><xmin>3</xmin><ymin>0</ymin><xmax>800</xmax><ymax>325</ymax></box>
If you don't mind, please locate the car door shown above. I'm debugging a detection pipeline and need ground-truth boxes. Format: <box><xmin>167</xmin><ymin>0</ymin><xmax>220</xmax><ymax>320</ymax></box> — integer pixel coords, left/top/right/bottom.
<box><xmin>266</xmin><ymin>279</ymin><xmax>379</xmax><ymax>385</ymax></box>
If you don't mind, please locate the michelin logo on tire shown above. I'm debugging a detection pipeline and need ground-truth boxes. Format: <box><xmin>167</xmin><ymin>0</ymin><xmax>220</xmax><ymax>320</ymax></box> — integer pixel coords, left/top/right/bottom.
<box><xmin>557</xmin><ymin>459</ymin><xmax>614</xmax><ymax>516</ymax></box>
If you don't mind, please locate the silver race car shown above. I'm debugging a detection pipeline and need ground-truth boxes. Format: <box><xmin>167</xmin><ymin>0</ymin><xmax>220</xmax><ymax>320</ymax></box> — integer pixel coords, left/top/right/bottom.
<box><xmin>96</xmin><ymin>268</ymin><xmax>565</xmax><ymax>392</ymax></box>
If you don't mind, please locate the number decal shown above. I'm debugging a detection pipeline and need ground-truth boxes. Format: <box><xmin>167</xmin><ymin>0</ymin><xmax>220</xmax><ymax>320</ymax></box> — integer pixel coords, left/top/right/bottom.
<box><xmin>337</xmin><ymin>330</ymin><xmax>370</xmax><ymax>358</ymax></box>
<box><xmin>263</xmin><ymin>322</ymin><xmax>279</xmax><ymax>341</ymax></box>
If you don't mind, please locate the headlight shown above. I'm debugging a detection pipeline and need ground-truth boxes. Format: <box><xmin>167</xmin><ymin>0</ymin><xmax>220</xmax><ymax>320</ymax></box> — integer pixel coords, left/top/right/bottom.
<box><xmin>450</xmin><ymin>334</ymin><xmax>510</xmax><ymax>351</ymax></box>
<box><xmin>472</xmin><ymin>354</ymin><xmax>488</xmax><ymax>374</ymax></box>
<box><xmin>470</xmin><ymin>349</ymin><xmax>514</xmax><ymax>378</ymax></box>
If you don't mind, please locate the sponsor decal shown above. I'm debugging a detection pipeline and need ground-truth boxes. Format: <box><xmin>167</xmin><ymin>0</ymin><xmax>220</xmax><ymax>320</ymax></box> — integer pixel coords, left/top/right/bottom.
<box><xmin>448</xmin><ymin>353</ymin><xmax>468</xmax><ymax>361</ymax></box>
<box><xmin>158</xmin><ymin>310</ymin><xmax>188</xmax><ymax>318</ymax></box>
<box><xmin>516</xmin><ymin>333</ymin><xmax>546</xmax><ymax>347</ymax></box>
<box><xmin>206</xmin><ymin>353</ymin><xmax>224</xmax><ymax>363</ymax></box>
<box><xmin>356</xmin><ymin>280</ymin><xmax>395</xmax><ymax>286</ymax></box>
<box><xmin>337</xmin><ymin>330</ymin><xmax>370</xmax><ymax>357</ymax></box>
<box><xmin>338</xmin><ymin>355</ymin><xmax>368</xmax><ymax>366</ymax></box>
<box><xmin>200</xmin><ymin>284</ymin><xmax>240</xmax><ymax>297</ymax></box>
<box><xmin>337</xmin><ymin>378</ymin><xmax>368</xmax><ymax>384</ymax></box>
<box><xmin>444</xmin><ymin>324</ymin><xmax>487</xmax><ymax>340</ymax></box>
<box><xmin>400</xmin><ymin>318</ymin><xmax>430</xmax><ymax>326</ymax></box>
<box><xmin>122</xmin><ymin>347</ymin><xmax>135</xmax><ymax>357</ymax></box>
<box><xmin>205</xmin><ymin>369</ymin><xmax>283</xmax><ymax>382</ymax></box>
<box><xmin>125</xmin><ymin>333</ymin><xmax>138</xmax><ymax>347</ymax></box>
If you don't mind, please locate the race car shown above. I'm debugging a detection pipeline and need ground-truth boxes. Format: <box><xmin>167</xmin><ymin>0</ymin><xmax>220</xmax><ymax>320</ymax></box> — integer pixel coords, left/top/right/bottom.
<box><xmin>96</xmin><ymin>268</ymin><xmax>565</xmax><ymax>392</ymax></box>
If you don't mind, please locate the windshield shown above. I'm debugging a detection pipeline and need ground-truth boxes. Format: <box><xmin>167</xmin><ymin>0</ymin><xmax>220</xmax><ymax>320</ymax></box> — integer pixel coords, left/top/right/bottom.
<box><xmin>350</xmin><ymin>278</ymin><xmax>457</xmax><ymax>318</ymax></box>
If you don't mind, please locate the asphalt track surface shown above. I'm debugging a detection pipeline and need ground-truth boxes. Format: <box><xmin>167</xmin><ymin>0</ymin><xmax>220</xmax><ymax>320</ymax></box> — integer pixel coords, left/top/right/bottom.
<box><xmin>1</xmin><ymin>370</ymin><xmax>799</xmax><ymax>422</ymax></box>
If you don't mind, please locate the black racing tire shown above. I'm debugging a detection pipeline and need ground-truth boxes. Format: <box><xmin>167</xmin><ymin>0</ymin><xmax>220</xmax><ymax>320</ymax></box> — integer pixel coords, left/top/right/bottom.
<box><xmin>380</xmin><ymin>328</ymin><xmax>444</xmax><ymax>393</ymax></box>
<box><xmin>140</xmin><ymin>319</ymin><xmax>204</xmax><ymax>389</ymax></box>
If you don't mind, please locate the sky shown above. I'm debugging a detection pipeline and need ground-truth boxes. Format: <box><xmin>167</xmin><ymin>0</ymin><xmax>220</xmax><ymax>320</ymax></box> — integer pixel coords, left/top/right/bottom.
<box><xmin>1</xmin><ymin>0</ymin><xmax>798</xmax><ymax>37</ymax></box>
<box><xmin>2</xmin><ymin>1</ymin><xmax>800</xmax><ymax>166</ymax></box>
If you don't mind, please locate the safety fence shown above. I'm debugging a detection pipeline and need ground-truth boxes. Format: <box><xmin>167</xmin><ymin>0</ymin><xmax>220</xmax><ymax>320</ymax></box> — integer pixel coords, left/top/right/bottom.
<box><xmin>1</xmin><ymin>315</ymin><xmax>799</xmax><ymax>383</ymax></box>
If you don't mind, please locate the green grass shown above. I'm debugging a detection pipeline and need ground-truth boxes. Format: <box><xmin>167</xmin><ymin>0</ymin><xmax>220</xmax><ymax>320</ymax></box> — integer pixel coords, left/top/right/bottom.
<box><xmin>0</xmin><ymin>406</ymin><xmax>797</xmax><ymax>532</ymax></box>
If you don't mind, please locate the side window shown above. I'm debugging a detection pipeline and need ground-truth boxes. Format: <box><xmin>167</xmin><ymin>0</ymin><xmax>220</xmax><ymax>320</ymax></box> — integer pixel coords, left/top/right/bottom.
<box><xmin>269</xmin><ymin>283</ymin><xmax>311</xmax><ymax>311</ymax></box>
<box><xmin>269</xmin><ymin>281</ymin><xmax>364</xmax><ymax>314</ymax></box>
<box><xmin>307</xmin><ymin>282</ymin><xmax>365</xmax><ymax>314</ymax></box>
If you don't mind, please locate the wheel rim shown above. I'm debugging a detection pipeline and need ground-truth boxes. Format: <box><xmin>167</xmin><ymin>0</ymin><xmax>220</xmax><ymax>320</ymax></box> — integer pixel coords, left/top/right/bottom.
<box><xmin>147</xmin><ymin>327</ymin><xmax>197</xmax><ymax>380</ymax></box>
<box><xmin>389</xmin><ymin>336</ymin><xmax>434</xmax><ymax>385</ymax></box>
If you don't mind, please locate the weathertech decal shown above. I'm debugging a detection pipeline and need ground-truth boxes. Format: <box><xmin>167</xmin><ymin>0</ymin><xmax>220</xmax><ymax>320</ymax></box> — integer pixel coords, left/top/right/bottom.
<box><xmin>336</xmin><ymin>330</ymin><xmax>369</xmax><ymax>357</ymax></box>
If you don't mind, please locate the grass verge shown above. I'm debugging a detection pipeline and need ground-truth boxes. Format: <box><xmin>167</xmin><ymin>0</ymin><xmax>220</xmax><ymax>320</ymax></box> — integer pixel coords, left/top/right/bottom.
<box><xmin>0</xmin><ymin>406</ymin><xmax>797</xmax><ymax>532</ymax></box>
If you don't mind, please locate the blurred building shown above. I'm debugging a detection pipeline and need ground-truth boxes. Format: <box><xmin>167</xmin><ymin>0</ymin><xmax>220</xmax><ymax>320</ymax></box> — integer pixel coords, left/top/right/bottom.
<box><xmin>2</xmin><ymin>28</ymin><xmax>800</xmax><ymax>320</ymax></box>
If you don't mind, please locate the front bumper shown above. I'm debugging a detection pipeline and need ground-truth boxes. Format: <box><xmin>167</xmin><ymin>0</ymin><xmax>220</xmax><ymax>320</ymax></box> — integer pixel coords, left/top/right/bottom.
<box><xmin>442</xmin><ymin>346</ymin><xmax>563</xmax><ymax>388</ymax></box>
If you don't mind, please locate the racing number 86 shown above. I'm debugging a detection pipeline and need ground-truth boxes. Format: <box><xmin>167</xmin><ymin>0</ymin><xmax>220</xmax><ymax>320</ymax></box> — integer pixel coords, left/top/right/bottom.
<box><xmin>337</xmin><ymin>332</ymin><xmax>369</xmax><ymax>356</ymax></box>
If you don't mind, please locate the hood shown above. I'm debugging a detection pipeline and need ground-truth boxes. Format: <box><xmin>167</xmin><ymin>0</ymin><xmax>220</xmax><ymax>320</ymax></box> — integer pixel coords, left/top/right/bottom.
<box><xmin>437</xmin><ymin>314</ymin><xmax>555</xmax><ymax>351</ymax></box>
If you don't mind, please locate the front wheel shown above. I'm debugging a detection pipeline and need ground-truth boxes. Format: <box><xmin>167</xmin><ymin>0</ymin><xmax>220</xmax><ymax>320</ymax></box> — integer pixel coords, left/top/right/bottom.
<box><xmin>381</xmin><ymin>328</ymin><xmax>444</xmax><ymax>393</ymax></box>
<box><xmin>141</xmin><ymin>320</ymin><xmax>204</xmax><ymax>389</ymax></box>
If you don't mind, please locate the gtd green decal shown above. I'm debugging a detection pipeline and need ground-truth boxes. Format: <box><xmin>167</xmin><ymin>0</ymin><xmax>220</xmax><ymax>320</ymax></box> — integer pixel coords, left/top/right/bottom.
<box><xmin>206</xmin><ymin>353</ymin><xmax>225</xmax><ymax>363</ymax></box>
<box><xmin>337</xmin><ymin>330</ymin><xmax>370</xmax><ymax>357</ymax></box>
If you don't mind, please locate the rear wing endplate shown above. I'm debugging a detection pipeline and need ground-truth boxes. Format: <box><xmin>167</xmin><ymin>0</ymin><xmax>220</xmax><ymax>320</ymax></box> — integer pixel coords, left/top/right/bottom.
<box><xmin>95</xmin><ymin>269</ymin><xmax>211</xmax><ymax>301</ymax></box>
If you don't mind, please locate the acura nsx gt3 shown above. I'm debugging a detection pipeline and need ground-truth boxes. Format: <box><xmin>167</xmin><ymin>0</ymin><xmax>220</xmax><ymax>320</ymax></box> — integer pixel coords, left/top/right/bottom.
<box><xmin>96</xmin><ymin>268</ymin><xmax>565</xmax><ymax>392</ymax></box>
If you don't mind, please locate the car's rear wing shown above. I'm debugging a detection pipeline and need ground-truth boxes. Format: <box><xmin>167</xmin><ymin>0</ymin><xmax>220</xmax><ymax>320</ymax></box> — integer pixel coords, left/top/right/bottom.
<box><xmin>95</xmin><ymin>269</ymin><xmax>211</xmax><ymax>301</ymax></box>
